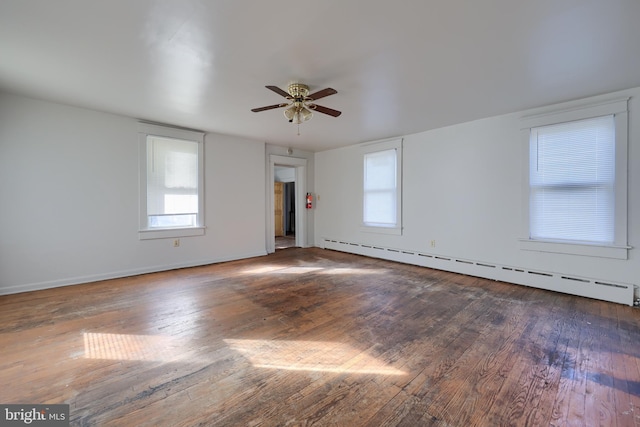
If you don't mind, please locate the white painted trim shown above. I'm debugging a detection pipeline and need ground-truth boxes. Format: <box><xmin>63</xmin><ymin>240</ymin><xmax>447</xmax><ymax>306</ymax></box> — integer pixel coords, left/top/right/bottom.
<box><xmin>137</xmin><ymin>122</ymin><xmax>204</xmax><ymax>140</ymax></box>
<box><xmin>321</xmin><ymin>238</ymin><xmax>635</xmax><ymax>306</ymax></box>
<box><xmin>0</xmin><ymin>250</ymin><xmax>268</xmax><ymax>296</ymax></box>
<box><xmin>520</xmin><ymin>97</ymin><xmax>629</xmax><ymax>129</ymax></box>
<box><xmin>519</xmin><ymin>239</ymin><xmax>630</xmax><ymax>260</ymax></box>
<box><xmin>267</xmin><ymin>155</ymin><xmax>308</xmax><ymax>253</ymax></box>
<box><xmin>614</xmin><ymin>109</ymin><xmax>629</xmax><ymax>246</ymax></box>
<box><xmin>139</xmin><ymin>226</ymin><xmax>206</xmax><ymax>240</ymax></box>
<box><xmin>358</xmin><ymin>136</ymin><xmax>406</xmax><ymax>148</ymax></box>
<box><xmin>294</xmin><ymin>166</ymin><xmax>307</xmax><ymax>248</ymax></box>
<box><xmin>520</xmin><ymin>128</ymin><xmax>530</xmax><ymax>245</ymax></box>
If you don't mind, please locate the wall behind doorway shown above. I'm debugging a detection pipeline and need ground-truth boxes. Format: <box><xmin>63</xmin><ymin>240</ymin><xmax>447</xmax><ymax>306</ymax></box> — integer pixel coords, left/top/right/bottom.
<box><xmin>284</xmin><ymin>182</ymin><xmax>295</xmax><ymax>235</ymax></box>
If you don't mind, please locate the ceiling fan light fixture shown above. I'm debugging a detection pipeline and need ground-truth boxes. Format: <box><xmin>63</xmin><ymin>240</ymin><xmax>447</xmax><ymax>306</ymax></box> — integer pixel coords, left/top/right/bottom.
<box><xmin>284</xmin><ymin>104</ymin><xmax>313</xmax><ymax>124</ymax></box>
<box><xmin>283</xmin><ymin>105</ymin><xmax>297</xmax><ymax>121</ymax></box>
<box><xmin>300</xmin><ymin>107</ymin><xmax>313</xmax><ymax>122</ymax></box>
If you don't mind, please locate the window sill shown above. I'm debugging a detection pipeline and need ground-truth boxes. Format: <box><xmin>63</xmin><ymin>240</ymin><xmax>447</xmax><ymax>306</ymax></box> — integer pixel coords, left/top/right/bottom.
<box><xmin>360</xmin><ymin>225</ymin><xmax>402</xmax><ymax>236</ymax></box>
<box><xmin>139</xmin><ymin>227</ymin><xmax>206</xmax><ymax>240</ymax></box>
<box><xmin>519</xmin><ymin>239</ymin><xmax>630</xmax><ymax>260</ymax></box>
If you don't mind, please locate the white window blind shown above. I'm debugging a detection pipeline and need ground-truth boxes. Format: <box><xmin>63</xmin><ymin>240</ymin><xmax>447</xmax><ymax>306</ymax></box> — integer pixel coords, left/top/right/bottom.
<box><xmin>363</xmin><ymin>148</ymin><xmax>397</xmax><ymax>227</ymax></box>
<box><xmin>147</xmin><ymin>136</ymin><xmax>199</xmax><ymax>228</ymax></box>
<box><xmin>529</xmin><ymin>115</ymin><xmax>615</xmax><ymax>244</ymax></box>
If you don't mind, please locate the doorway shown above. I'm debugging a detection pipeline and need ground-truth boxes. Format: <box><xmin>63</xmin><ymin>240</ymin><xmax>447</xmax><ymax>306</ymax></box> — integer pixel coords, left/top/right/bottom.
<box><xmin>267</xmin><ymin>155</ymin><xmax>307</xmax><ymax>253</ymax></box>
<box><xmin>274</xmin><ymin>167</ymin><xmax>296</xmax><ymax>249</ymax></box>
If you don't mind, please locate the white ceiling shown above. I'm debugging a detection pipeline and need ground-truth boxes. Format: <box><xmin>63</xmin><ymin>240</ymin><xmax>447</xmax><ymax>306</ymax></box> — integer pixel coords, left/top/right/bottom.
<box><xmin>1</xmin><ymin>1</ymin><xmax>639</xmax><ymax>152</ymax></box>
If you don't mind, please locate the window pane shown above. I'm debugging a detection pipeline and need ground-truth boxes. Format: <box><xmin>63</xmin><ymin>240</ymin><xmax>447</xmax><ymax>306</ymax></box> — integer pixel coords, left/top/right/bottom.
<box><xmin>149</xmin><ymin>214</ymin><xmax>196</xmax><ymax>228</ymax></box>
<box><xmin>164</xmin><ymin>194</ymin><xmax>198</xmax><ymax>214</ymax></box>
<box><xmin>530</xmin><ymin>187</ymin><xmax>614</xmax><ymax>242</ymax></box>
<box><xmin>165</xmin><ymin>151</ymin><xmax>198</xmax><ymax>189</ymax></box>
<box><xmin>147</xmin><ymin>136</ymin><xmax>199</xmax><ymax>228</ymax></box>
<box><xmin>364</xmin><ymin>149</ymin><xmax>397</xmax><ymax>227</ymax></box>
<box><xmin>364</xmin><ymin>149</ymin><xmax>396</xmax><ymax>190</ymax></box>
<box><xmin>530</xmin><ymin>115</ymin><xmax>614</xmax><ymax>243</ymax></box>
<box><xmin>364</xmin><ymin>191</ymin><xmax>396</xmax><ymax>225</ymax></box>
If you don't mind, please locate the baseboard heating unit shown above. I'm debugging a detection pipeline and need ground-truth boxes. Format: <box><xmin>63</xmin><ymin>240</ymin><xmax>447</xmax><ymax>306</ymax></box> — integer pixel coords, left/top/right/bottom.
<box><xmin>321</xmin><ymin>238</ymin><xmax>635</xmax><ymax>306</ymax></box>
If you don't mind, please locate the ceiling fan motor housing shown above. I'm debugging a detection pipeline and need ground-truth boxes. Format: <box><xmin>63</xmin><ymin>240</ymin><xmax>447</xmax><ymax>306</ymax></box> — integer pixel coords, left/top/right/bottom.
<box><xmin>288</xmin><ymin>83</ymin><xmax>309</xmax><ymax>100</ymax></box>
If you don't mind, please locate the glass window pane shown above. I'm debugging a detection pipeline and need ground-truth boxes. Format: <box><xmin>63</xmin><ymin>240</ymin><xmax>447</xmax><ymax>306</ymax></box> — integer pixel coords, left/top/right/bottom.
<box><xmin>364</xmin><ymin>149</ymin><xmax>396</xmax><ymax>190</ymax></box>
<box><xmin>364</xmin><ymin>191</ymin><xmax>396</xmax><ymax>225</ymax></box>
<box><xmin>147</xmin><ymin>136</ymin><xmax>199</xmax><ymax>228</ymax></box>
<box><xmin>364</xmin><ymin>148</ymin><xmax>398</xmax><ymax>227</ymax></box>
<box><xmin>529</xmin><ymin>115</ymin><xmax>615</xmax><ymax>244</ymax></box>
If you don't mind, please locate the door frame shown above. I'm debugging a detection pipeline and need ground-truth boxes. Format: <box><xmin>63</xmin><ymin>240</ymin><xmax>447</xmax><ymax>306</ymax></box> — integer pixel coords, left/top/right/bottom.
<box><xmin>267</xmin><ymin>155</ymin><xmax>307</xmax><ymax>253</ymax></box>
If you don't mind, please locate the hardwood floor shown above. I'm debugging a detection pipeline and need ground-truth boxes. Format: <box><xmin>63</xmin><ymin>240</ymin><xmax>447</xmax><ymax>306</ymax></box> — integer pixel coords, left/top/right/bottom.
<box><xmin>275</xmin><ymin>235</ymin><xmax>297</xmax><ymax>250</ymax></box>
<box><xmin>1</xmin><ymin>248</ymin><xmax>639</xmax><ymax>426</ymax></box>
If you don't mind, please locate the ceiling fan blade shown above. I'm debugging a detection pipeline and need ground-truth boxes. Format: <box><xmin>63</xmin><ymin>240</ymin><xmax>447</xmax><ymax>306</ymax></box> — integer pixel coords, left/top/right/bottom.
<box><xmin>251</xmin><ymin>103</ymin><xmax>289</xmax><ymax>112</ymax></box>
<box><xmin>307</xmin><ymin>88</ymin><xmax>337</xmax><ymax>101</ymax></box>
<box><xmin>265</xmin><ymin>85</ymin><xmax>290</xmax><ymax>98</ymax></box>
<box><xmin>311</xmin><ymin>104</ymin><xmax>342</xmax><ymax>117</ymax></box>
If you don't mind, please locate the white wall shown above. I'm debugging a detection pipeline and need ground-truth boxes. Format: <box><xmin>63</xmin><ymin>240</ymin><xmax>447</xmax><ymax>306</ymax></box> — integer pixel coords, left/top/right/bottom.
<box><xmin>315</xmin><ymin>87</ymin><xmax>640</xmax><ymax>304</ymax></box>
<box><xmin>0</xmin><ymin>93</ymin><xmax>266</xmax><ymax>294</ymax></box>
<box><xmin>274</xmin><ymin>166</ymin><xmax>295</xmax><ymax>183</ymax></box>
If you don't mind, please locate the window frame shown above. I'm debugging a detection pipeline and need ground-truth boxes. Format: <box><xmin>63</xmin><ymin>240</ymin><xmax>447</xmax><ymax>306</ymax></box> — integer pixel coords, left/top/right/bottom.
<box><xmin>519</xmin><ymin>98</ymin><xmax>629</xmax><ymax>259</ymax></box>
<box><xmin>138</xmin><ymin>122</ymin><xmax>205</xmax><ymax>240</ymax></box>
<box><xmin>360</xmin><ymin>138</ymin><xmax>403</xmax><ymax>235</ymax></box>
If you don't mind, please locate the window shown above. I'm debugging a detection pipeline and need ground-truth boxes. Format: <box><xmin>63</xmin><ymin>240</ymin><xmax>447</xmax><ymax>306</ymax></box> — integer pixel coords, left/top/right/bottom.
<box><xmin>362</xmin><ymin>138</ymin><xmax>402</xmax><ymax>234</ymax></box>
<box><xmin>138</xmin><ymin>123</ymin><xmax>205</xmax><ymax>240</ymax></box>
<box><xmin>521</xmin><ymin>98</ymin><xmax>629</xmax><ymax>259</ymax></box>
<box><xmin>530</xmin><ymin>115</ymin><xmax>614</xmax><ymax>243</ymax></box>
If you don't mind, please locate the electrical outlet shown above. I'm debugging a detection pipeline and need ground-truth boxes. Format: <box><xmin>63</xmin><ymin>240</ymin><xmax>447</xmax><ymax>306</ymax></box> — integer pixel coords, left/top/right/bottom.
<box><xmin>173</xmin><ymin>239</ymin><xmax>180</xmax><ymax>247</ymax></box>
<box><xmin>430</xmin><ymin>240</ymin><xmax>436</xmax><ymax>248</ymax></box>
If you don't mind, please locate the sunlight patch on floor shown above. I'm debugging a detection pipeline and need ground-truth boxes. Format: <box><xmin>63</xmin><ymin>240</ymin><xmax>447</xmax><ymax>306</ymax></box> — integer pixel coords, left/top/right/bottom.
<box><xmin>240</xmin><ymin>265</ymin><xmax>387</xmax><ymax>276</ymax></box>
<box><xmin>83</xmin><ymin>333</ymin><xmax>183</xmax><ymax>362</ymax></box>
<box><xmin>318</xmin><ymin>268</ymin><xmax>387</xmax><ymax>275</ymax></box>
<box><xmin>279</xmin><ymin>267</ymin><xmax>325</xmax><ymax>274</ymax></box>
<box><xmin>224</xmin><ymin>339</ymin><xmax>406</xmax><ymax>376</ymax></box>
<box><xmin>241</xmin><ymin>265</ymin><xmax>289</xmax><ymax>274</ymax></box>
<box><xmin>240</xmin><ymin>266</ymin><xmax>323</xmax><ymax>274</ymax></box>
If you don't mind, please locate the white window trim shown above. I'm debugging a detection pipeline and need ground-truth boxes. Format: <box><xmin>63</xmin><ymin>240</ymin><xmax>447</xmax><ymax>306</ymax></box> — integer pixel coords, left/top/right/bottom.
<box><xmin>360</xmin><ymin>138</ymin><xmax>403</xmax><ymax>235</ymax></box>
<box><xmin>519</xmin><ymin>98</ymin><xmax>630</xmax><ymax>259</ymax></box>
<box><xmin>138</xmin><ymin>122</ymin><xmax>205</xmax><ymax>240</ymax></box>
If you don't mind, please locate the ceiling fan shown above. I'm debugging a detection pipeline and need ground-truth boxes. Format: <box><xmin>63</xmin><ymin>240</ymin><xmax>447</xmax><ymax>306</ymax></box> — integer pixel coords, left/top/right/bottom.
<box><xmin>251</xmin><ymin>83</ymin><xmax>342</xmax><ymax>124</ymax></box>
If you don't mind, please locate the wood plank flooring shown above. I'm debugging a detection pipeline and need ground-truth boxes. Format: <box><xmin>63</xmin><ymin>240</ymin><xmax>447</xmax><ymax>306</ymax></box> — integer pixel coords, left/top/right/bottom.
<box><xmin>1</xmin><ymin>248</ymin><xmax>639</xmax><ymax>426</ymax></box>
<box><xmin>275</xmin><ymin>235</ymin><xmax>296</xmax><ymax>250</ymax></box>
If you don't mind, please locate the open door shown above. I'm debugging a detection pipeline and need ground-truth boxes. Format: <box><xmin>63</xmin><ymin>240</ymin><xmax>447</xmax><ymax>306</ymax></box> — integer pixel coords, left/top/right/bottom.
<box><xmin>274</xmin><ymin>182</ymin><xmax>284</xmax><ymax>237</ymax></box>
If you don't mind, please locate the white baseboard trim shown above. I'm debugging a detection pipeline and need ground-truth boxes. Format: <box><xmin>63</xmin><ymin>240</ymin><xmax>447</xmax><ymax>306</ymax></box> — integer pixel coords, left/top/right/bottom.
<box><xmin>0</xmin><ymin>250</ymin><xmax>268</xmax><ymax>296</ymax></box>
<box><xmin>320</xmin><ymin>238</ymin><xmax>635</xmax><ymax>306</ymax></box>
